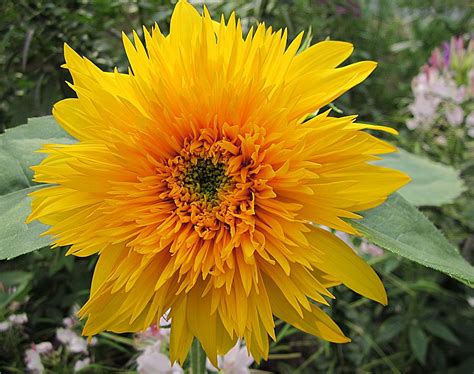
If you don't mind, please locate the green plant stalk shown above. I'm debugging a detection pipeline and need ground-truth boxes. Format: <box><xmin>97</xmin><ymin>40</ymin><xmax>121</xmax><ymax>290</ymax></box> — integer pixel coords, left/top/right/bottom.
<box><xmin>190</xmin><ymin>339</ymin><xmax>207</xmax><ymax>374</ymax></box>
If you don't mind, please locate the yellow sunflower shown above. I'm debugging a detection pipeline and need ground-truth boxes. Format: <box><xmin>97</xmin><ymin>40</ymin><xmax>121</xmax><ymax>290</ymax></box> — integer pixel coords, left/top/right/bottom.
<box><xmin>27</xmin><ymin>0</ymin><xmax>409</xmax><ymax>365</ymax></box>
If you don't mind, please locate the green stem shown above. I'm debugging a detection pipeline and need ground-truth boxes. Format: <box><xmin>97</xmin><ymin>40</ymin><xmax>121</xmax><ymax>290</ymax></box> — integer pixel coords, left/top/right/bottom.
<box><xmin>190</xmin><ymin>339</ymin><xmax>207</xmax><ymax>374</ymax></box>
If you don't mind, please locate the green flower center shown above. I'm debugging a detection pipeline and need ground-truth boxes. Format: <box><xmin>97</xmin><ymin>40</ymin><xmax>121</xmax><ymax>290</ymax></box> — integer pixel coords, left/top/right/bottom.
<box><xmin>184</xmin><ymin>158</ymin><xmax>229</xmax><ymax>203</ymax></box>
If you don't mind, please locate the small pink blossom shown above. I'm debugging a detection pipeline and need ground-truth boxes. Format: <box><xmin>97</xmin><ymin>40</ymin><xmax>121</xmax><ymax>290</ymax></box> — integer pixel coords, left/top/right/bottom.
<box><xmin>24</xmin><ymin>347</ymin><xmax>44</xmax><ymax>373</ymax></box>
<box><xmin>56</xmin><ymin>328</ymin><xmax>89</xmax><ymax>354</ymax></box>
<box><xmin>445</xmin><ymin>105</ymin><xmax>464</xmax><ymax>126</ymax></box>
<box><xmin>35</xmin><ymin>342</ymin><xmax>53</xmax><ymax>355</ymax></box>
<box><xmin>136</xmin><ymin>341</ymin><xmax>183</xmax><ymax>374</ymax></box>
<box><xmin>9</xmin><ymin>313</ymin><xmax>28</xmax><ymax>325</ymax></box>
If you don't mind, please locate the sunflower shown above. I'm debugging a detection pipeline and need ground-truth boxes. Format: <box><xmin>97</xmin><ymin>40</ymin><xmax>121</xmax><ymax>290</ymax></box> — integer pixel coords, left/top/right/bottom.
<box><xmin>27</xmin><ymin>0</ymin><xmax>409</xmax><ymax>365</ymax></box>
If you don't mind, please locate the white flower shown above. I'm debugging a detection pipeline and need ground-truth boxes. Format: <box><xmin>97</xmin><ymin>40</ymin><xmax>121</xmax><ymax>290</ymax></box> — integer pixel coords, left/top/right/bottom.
<box><xmin>466</xmin><ymin>111</ymin><xmax>474</xmax><ymax>127</ymax></box>
<box><xmin>408</xmin><ymin>68</ymin><xmax>469</xmax><ymax>132</ymax></box>
<box><xmin>56</xmin><ymin>327</ymin><xmax>89</xmax><ymax>354</ymax></box>
<box><xmin>74</xmin><ymin>358</ymin><xmax>91</xmax><ymax>372</ymax></box>
<box><xmin>136</xmin><ymin>342</ymin><xmax>183</xmax><ymax>374</ymax></box>
<box><xmin>445</xmin><ymin>105</ymin><xmax>464</xmax><ymax>126</ymax></box>
<box><xmin>9</xmin><ymin>313</ymin><xmax>28</xmax><ymax>325</ymax></box>
<box><xmin>56</xmin><ymin>327</ymin><xmax>77</xmax><ymax>344</ymax></box>
<box><xmin>35</xmin><ymin>342</ymin><xmax>53</xmax><ymax>355</ymax></box>
<box><xmin>24</xmin><ymin>348</ymin><xmax>44</xmax><ymax>374</ymax></box>
<box><xmin>0</xmin><ymin>321</ymin><xmax>11</xmax><ymax>332</ymax></box>
<box><xmin>69</xmin><ymin>336</ymin><xmax>89</xmax><ymax>353</ymax></box>
<box><xmin>430</xmin><ymin>76</ymin><xmax>453</xmax><ymax>99</ymax></box>
<box><xmin>408</xmin><ymin>93</ymin><xmax>439</xmax><ymax>126</ymax></box>
<box><xmin>207</xmin><ymin>340</ymin><xmax>254</xmax><ymax>374</ymax></box>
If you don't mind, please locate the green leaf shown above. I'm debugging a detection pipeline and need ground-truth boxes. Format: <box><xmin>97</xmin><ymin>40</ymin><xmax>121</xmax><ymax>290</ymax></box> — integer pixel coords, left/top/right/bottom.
<box><xmin>423</xmin><ymin>320</ymin><xmax>460</xmax><ymax>345</ymax></box>
<box><xmin>376</xmin><ymin>148</ymin><xmax>466</xmax><ymax>206</ymax></box>
<box><xmin>0</xmin><ymin>116</ymin><xmax>72</xmax><ymax>259</ymax></box>
<box><xmin>409</xmin><ymin>325</ymin><xmax>428</xmax><ymax>364</ymax></box>
<box><xmin>0</xmin><ymin>116</ymin><xmax>74</xmax><ymax>195</ymax></box>
<box><xmin>377</xmin><ymin>316</ymin><xmax>407</xmax><ymax>343</ymax></box>
<box><xmin>352</xmin><ymin>193</ymin><xmax>474</xmax><ymax>287</ymax></box>
<box><xmin>0</xmin><ymin>186</ymin><xmax>52</xmax><ymax>260</ymax></box>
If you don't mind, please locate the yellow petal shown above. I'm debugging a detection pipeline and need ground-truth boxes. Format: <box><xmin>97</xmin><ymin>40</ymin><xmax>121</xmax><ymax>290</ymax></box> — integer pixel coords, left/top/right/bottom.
<box><xmin>308</xmin><ymin>227</ymin><xmax>387</xmax><ymax>305</ymax></box>
<box><xmin>264</xmin><ymin>275</ymin><xmax>350</xmax><ymax>343</ymax></box>
<box><xmin>288</xmin><ymin>40</ymin><xmax>354</xmax><ymax>80</ymax></box>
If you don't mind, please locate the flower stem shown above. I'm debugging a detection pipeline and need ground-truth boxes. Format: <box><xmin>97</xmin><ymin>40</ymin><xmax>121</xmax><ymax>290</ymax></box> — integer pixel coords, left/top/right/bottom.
<box><xmin>190</xmin><ymin>338</ymin><xmax>207</xmax><ymax>374</ymax></box>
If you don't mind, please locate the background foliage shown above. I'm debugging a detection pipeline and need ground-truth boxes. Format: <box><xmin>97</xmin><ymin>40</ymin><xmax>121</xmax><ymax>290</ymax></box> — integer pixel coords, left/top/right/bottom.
<box><xmin>1</xmin><ymin>0</ymin><xmax>473</xmax><ymax>373</ymax></box>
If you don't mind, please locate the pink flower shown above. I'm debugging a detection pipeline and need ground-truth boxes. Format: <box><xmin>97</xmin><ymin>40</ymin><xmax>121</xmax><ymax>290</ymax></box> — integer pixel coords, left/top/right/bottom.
<box><xmin>24</xmin><ymin>348</ymin><xmax>44</xmax><ymax>373</ymax></box>
<box><xmin>445</xmin><ymin>105</ymin><xmax>464</xmax><ymax>126</ymax></box>
<box><xmin>24</xmin><ymin>342</ymin><xmax>53</xmax><ymax>373</ymax></box>
<box><xmin>136</xmin><ymin>342</ymin><xmax>183</xmax><ymax>374</ymax></box>
<box><xmin>8</xmin><ymin>313</ymin><xmax>28</xmax><ymax>325</ymax></box>
<box><xmin>35</xmin><ymin>342</ymin><xmax>53</xmax><ymax>355</ymax></box>
<box><xmin>56</xmin><ymin>328</ymin><xmax>89</xmax><ymax>354</ymax></box>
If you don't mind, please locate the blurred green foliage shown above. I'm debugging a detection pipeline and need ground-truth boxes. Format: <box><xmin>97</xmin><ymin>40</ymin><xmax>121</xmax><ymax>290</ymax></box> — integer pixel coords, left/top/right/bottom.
<box><xmin>1</xmin><ymin>0</ymin><xmax>474</xmax><ymax>373</ymax></box>
<box><xmin>1</xmin><ymin>0</ymin><xmax>473</xmax><ymax>129</ymax></box>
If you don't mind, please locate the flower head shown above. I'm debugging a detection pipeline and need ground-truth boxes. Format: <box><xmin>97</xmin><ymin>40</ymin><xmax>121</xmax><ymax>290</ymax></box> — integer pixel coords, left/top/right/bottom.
<box><xmin>28</xmin><ymin>0</ymin><xmax>408</xmax><ymax>365</ymax></box>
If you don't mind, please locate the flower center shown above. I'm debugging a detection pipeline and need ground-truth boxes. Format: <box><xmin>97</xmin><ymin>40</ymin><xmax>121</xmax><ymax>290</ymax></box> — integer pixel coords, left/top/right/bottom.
<box><xmin>183</xmin><ymin>158</ymin><xmax>230</xmax><ymax>203</ymax></box>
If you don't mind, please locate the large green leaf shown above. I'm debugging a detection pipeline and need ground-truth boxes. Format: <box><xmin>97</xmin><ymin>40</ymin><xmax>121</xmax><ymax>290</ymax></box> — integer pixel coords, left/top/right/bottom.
<box><xmin>0</xmin><ymin>186</ymin><xmax>52</xmax><ymax>260</ymax></box>
<box><xmin>0</xmin><ymin>116</ymin><xmax>74</xmax><ymax>195</ymax></box>
<box><xmin>352</xmin><ymin>193</ymin><xmax>474</xmax><ymax>287</ymax></box>
<box><xmin>376</xmin><ymin>148</ymin><xmax>465</xmax><ymax>206</ymax></box>
<box><xmin>0</xmin><ymin>116</ymin><xmax>72</xmax><ymax>259</ymax></box>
